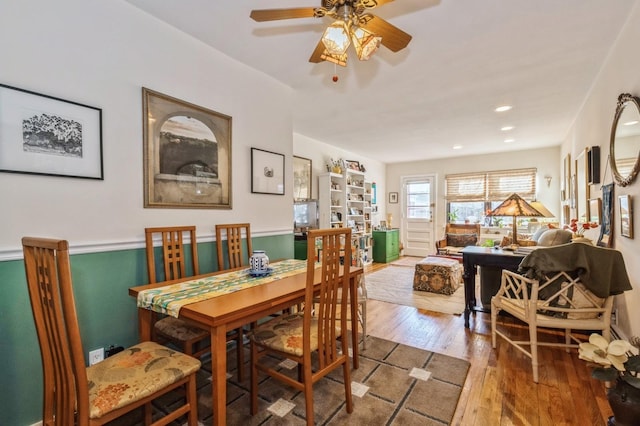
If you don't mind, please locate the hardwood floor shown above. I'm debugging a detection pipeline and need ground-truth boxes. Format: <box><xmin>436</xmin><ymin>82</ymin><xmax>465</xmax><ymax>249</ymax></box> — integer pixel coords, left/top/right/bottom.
<box><xmin>363</xmin><ymin>261</ymin><xmax>612</xmax><ymax>425</ymax></box>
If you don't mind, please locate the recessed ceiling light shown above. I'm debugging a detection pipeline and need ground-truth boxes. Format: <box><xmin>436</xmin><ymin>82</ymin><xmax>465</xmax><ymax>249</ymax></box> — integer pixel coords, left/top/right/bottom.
<box><xmin>452</xmin><ymin>145</ymin><xmax>463</xmax><ymax>150</ymax></box>
<box><xmin>504</xmin><ymin>138</ymin><xmax>515</xmax><ymax>143</ymax></box>
<box><xmin>501</xmin><ymin>126</ymin><xmax>514</xmax><ymax>131</ymax></box>
<box><xmin>495</xmin><ymin>105</ymin><xmax>512</xmax><ymax>112</ymax></box>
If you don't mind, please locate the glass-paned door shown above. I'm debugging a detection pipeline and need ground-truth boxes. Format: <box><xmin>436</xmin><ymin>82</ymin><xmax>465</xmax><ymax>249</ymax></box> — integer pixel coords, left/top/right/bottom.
<box><xmin>401</xmin><ymin>175</ymin><xmax>435</xmax><ymax>257</ymax></box>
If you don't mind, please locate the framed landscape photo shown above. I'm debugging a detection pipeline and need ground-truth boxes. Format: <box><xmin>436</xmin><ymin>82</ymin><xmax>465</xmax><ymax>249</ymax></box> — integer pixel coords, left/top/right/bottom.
<box><xmin>293</xmin><ymin>155</ymin><xmax>312</xmax><ymax>200</ymax></box>
<box><xmin>0</xmin><ymin>83</ymin><xmax>103</xmax><ymax>179</ymax></box>
<box><xmin>619</xmin><ymin>194</ymin><xmax>633</xmax><ymax>238</ymax></box>
<box><xmin>251</xmin><ymin>147</ymin><xmax>284</xmax><ymax>195</ymax></box>
<box><xmin>143</xmin><ymin>88</ymin><xmax>232</xmax><ymax>209</ymax></box>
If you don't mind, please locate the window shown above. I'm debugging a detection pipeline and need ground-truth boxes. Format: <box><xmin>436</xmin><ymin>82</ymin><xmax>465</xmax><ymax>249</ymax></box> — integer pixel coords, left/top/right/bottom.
<box><xmin>406</xmin><ymin>180</ymin><xmax>432</xmax><ymax>219</ymax></box>
<box><xmin>445</xmin><ymin>168</ymin><xmax>537</xmax><ymax>224</ymax></box>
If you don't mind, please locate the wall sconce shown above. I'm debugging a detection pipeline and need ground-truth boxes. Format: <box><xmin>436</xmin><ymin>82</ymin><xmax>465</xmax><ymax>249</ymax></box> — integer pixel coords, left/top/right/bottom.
<box><xmin>545</xmin><ymin>175</ymin><xmax>552</xmax><ymax>187</ymax></box>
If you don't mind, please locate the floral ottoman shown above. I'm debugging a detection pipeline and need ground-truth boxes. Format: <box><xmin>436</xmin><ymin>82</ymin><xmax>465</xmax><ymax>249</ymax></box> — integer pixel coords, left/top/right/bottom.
<box><xmin>413</xmin><ymin>256</ymin><xmax>463</xmax><ymax>295</ymax></box>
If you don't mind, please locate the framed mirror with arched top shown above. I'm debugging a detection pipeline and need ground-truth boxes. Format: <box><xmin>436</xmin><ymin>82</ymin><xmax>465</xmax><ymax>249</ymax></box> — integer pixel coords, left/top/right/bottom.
<box><xmin>610</xmin><ymin>93</ymin><xmax>640</xmax><ymax>187</ymax></box>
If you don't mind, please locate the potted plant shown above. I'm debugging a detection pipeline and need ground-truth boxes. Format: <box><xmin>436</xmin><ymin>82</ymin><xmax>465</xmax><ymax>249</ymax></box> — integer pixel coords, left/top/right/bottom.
<box><xmin>578</xmin><ymin>333</ymin><xmax>640</xmax><ymax>425</ymax></box>
<box><xmin>448</xmin><ymin>208</ymin><xmax>459</xmax><ymax>223</ymax></box>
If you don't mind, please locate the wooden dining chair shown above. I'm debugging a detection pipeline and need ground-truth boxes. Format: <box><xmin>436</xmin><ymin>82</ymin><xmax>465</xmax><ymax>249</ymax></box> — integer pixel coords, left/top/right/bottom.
<box><xmin>145</xmin><ymin>226</ymin><xmax>209</xmax><ymax>358</ymax></box>
<box><xmin>215</xmin><ymin>223</ymin><xmax>253</xmax><ymax>376</ymax></box>
<box><xmin>22</xmin><ymin>237</ymin><xmax>200</xmax><ymax>426</ymax></box>
<box><xmin>250</xmin><ymin>228</ymin><xmax>354</xmax><ymax>425</ymax></box>
<box><xmin>215</xmin><ymin>222</ymin><xmax>252</xmax><ymax>270</ymax></box>
<box><xmin>145</xmin><ymin>226</ymin><xmax>244</xmax><ymax>380</ymax></box>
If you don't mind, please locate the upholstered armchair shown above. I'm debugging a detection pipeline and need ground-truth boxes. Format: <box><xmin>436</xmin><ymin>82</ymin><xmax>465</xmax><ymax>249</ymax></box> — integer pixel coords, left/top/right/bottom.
<box><xmin>435</xmin><ymin>223</ymin><xmax>481</xmax><ymax>256</ymax></box>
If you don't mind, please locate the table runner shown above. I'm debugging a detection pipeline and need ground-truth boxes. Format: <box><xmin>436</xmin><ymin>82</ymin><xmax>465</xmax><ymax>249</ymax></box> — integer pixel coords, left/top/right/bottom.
<box><xmin>137</xmin><ymin>259</ymin><xmax>307</xmax><ymax>317</ymax></box>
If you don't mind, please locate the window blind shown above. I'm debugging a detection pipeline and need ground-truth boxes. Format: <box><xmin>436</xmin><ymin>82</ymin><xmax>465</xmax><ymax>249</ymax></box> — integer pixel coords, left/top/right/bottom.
<box><xmin>445</xmin><ymin>168</ymin><xmax>537</xmax><ymax>201</ymax></box>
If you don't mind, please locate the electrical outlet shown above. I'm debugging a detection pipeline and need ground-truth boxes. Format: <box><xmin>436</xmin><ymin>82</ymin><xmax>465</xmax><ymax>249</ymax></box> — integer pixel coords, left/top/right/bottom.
<box><xmin>89</xmin><ymin>348</ymin><xmax>104</xmax><ymax>366</ymax></box>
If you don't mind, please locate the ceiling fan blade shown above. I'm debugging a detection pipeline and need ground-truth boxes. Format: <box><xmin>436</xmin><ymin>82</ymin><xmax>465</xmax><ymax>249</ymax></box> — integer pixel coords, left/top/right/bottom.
<box><xmin>250</xmin><ymin>8</ymin><xmax>317</xmax><ymax>22</ymax></box>
<box><xmin>361</xmin><ymin>15</ymin><xmax>412</xmax><ymax>52</ymax></box>
<box><xmin>309</xmin><ymin>40</ymin><xmax>326</xmax><ymax>63</ymax></box>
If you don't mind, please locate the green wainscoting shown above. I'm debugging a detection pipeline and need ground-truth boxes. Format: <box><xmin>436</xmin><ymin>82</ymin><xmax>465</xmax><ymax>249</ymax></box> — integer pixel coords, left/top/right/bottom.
<box><xmin>0</xmin><ymin>233</ymin><xmax>293</xmax><ymax>426</ymax></box>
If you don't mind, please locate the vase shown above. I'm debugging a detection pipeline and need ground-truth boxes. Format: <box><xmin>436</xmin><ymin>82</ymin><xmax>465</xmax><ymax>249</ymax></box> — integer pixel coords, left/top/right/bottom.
<box><xmin>607</xmin><ymin>378</ymin><xmax>640</xmax><ymax>426</ymax></box>
<box><xmin>249</xmin><ymin>250</ymin><xmax>269</xmax><ymax>272</ymax></box>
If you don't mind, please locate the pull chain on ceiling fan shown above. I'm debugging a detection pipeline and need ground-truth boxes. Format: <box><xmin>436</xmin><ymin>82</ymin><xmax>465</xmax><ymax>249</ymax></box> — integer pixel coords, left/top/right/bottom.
<box><xmin>250</xmin><ymin>0</ymin><xmax>412</xmax><ymax>70</ymax></box>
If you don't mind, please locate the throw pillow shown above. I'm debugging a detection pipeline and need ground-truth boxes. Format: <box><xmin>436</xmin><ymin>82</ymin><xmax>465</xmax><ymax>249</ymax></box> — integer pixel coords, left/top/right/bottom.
<box><xmin>531</xmin><ymin>225</ymin><xmax>550</xmax><ymax>242</ymax></box>
<box><xmin>536</xmin><ymin>229</ymin><xmax>572</xmax><ymax>246</ymax></box>
<box><xmin>446</xmin><ymin>233</ymin><xmax>477</xmax><ymax>247</ymax></box>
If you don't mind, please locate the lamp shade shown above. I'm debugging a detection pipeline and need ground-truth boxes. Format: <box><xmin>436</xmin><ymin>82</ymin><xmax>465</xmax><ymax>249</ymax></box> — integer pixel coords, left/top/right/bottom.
<box><xmin>322</xmin><ymin>20</ymin><xmax>351</xmax><ymax>55</ymax></box>
<box><xmin>351</xmin><ymin>26</ymin><xmax>381</xmax><ymax>61</ymax></box>
<box><xmin>488</xmin><ymin>193</ymin><xmax>544</xmax><ymax>245</ymax></box>
<box><xmin>529</xmin><ymin>200</ymin><xmax>555</xmax><ymax>218</ymax></box>
<box><xmin>489</xmin><ymin>193</ymin><xmax>544</xmax><ymax>218</ymax></box>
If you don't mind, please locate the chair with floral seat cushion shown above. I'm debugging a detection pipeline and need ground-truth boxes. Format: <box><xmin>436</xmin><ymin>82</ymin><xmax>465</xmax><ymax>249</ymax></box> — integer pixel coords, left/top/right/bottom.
<box><xmin>250</xmin><ymin>228</ymin><xmax>354</xmax><ymax>425</ymax></box>
<box><xmin>22</xmin><ymin>237</ymin><xmax>200</xmax><ymax>426</ymax></box>
<box><xmin>146</xmin><ymin>226</ymin><xmax>244</xmax><ymax>380</ymax></box>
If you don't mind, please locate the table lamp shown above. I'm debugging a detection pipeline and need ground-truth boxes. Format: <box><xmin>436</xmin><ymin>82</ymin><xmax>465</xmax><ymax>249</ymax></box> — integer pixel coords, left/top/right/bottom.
<box><xmin>488</xmin><ymin>193</ymin><xmax>544</xmax><ymax>245</ymax></box>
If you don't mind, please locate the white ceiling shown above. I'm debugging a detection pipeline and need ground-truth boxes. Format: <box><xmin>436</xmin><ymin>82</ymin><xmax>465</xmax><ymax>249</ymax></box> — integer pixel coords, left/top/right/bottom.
<box><xmin>126</xmin><ymin>0</ymin><xmax>637</xmax><ymax>163</ymax></box>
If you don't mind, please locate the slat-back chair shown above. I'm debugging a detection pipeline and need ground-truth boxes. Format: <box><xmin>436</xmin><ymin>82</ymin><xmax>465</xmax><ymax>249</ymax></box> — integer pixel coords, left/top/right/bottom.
<box><xmin>250</xmin><ymin>228</ymin><xmax>354</xmax><ymax>425</ymax></box>
<box><xmin>215</xmin><ymin>223</ymin><xmax>254</xmax><ymax>377</ymax></box>
<box><xmin>145</xmin><ymin>226</ymin><xmax>209</xmax><ymax>358</ymax></box>
<box><xmin>215</xmin><ymin>223</ymin><xmax>252</xmax><ymax>270</ymax></box>
<box><xmin>22</xmin><ymin>237</ymin><xmax>200</xmax><ymax>426</ymax></box>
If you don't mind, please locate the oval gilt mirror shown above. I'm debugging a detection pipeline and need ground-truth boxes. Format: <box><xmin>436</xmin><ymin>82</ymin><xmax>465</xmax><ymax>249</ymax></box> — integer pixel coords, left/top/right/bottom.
<box><xmin>610</xmin><ymin>93</ymin><xmax>640</xmax><ymax>186</ymax></box>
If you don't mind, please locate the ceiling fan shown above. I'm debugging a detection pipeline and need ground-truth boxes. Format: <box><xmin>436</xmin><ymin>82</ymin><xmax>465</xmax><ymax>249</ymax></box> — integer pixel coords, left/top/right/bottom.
<box><xmin>250</xmin><ymin>0</ymin><xmax>412</xmax><ymax>68</ymax></box>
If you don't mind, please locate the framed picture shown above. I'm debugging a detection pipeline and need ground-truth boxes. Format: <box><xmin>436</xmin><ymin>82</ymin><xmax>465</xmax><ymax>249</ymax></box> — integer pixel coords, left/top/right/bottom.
<box><xmin>589</xmin><ymin>198</ymin><xmax>602</xmax><ymax>224</ymax></box>
<box><xmin>142</xmin><ymin>88</ymin><xmax>232</xmax><ymax>209</ymax></box>
<box><xmin>293</xmin><ymin>155</ymin><xmax>312</xmax><ymax>200</ymax></box>
<box><xmin>0</xmin><ymin>83</ymin><xmax>103</xmax><ymax>179</ymax></box>
<box><xmin>251</xmin><ymin>147</ymin><xmax>284</xmax><ymax>195</ymax></box>
<box><xmin>619</xmin><ymin>194</ymin><xmax>633</xmax><ymax>238</ymax></box>
<box><xmin>562</xmin><ymin>153</ymin><xmax>571</xmax><ymax>201</ymax></box>
<box><xmin>346</xmin><ymin>159</ymin><xmax>360</xmax><ymax>171</ymax></box>
<box><xmin>389</xmin><ymin>192</ymin><xmax>398</xmax><ymax>203</ymax></box>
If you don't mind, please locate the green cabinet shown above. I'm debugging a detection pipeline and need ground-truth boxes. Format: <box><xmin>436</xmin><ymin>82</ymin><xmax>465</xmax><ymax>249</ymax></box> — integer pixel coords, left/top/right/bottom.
<box><xmin>294</xmin><ymin>239</ymin><xmax>308</xmax><ymax>260</ymax></box>
<box><xmin>372</xmin><ymin>229</ymin><xmax>400</xmax><ymax>263</ymax></box>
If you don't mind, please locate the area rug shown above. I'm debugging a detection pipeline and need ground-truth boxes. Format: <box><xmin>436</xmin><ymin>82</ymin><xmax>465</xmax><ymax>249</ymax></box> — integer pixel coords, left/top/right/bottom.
<box><xmin>390</xmin><ymin>256</ymin><xmax>424</xmax><ymax>267</ymax></box>
<box><xmin>365</xmin><ymin>265</ymin><xmax>465</xmax><ymax>315</ymax></box>
<box><xmin>110</xmin><ymin>337</ymin><xmax>469</xmax><ymax>425</ymax></box>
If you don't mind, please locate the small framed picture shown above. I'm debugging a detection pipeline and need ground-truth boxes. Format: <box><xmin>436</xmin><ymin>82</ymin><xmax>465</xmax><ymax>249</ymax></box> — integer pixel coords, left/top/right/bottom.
<box><xmin>589</xmin><ymin>198</ymin><xmax>602</xmax><ymax>224</ymax></box>
<box><xmin>292</xmin><ymin>155</ymin><xmax>312</xmax><ymax>200</ymax></box>
<box><xmin>345</xmin><ymin>160</ymin><xmax>360</xmax><ymax>171</ymax></box>
<box><xmin>251</xmin><ymin>147</ymin><xmax>285</xmax><ymax>195</ymax></box>
<box><xmin>389</xmin><ymin>192</ymin><xmax>398</xmax><ymax>204</ymax></box>
<box><xmin>619</xmin><ymin>195</ymin><xmax>633</xmax><ymax>238</ymax></box>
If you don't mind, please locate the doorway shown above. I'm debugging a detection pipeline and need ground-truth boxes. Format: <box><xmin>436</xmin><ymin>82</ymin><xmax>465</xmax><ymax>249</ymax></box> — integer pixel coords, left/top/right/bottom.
<box><xmin>401</xmin><ymin>175</ymin><xmax>435</xmax><ymax>257</ymax></box>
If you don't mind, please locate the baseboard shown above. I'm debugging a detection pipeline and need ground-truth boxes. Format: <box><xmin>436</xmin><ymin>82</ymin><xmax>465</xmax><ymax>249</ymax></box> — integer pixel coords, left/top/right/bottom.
<box><xmin>29</xmin><ymin>422</ymin><xmax>42</xmax><ymax>426</ymax></box>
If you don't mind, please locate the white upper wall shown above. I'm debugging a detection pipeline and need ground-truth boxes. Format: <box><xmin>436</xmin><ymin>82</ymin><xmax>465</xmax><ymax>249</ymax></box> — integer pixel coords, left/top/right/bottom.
<box><xmin>0</xmin><ymin>0</ymin><xmax>294</xmax><ymax>256</ymax></box>
<box><xmin>293</xmin><ymin>132</ymin><xmax>386</xmax><ymax>224</ymax></box>
<box><xmin>561</xmin><ymin>2</ymin><xmax>640</xmax><ymax>338</ymax></box>
<box><xmin>386</xmin><ymin>146</ymin><xmax>561</xmax><ymax>238</ymax></box>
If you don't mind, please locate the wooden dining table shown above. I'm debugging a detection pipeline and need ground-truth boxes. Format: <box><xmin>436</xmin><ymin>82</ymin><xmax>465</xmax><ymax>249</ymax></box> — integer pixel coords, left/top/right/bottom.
<box><xmin>129</xmin><ymin>260</ymin><xmax>363</xmax><ymax>426</ymax></box>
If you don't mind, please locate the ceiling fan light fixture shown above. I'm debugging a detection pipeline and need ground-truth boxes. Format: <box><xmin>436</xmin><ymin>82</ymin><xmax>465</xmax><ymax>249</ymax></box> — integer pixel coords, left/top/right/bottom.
<box><xmin>352</xmin><ymin>26</ymin><xmax>381</xmax><ymax>61</ymax></box>
<box><xmin>321</xmin><ymin>20</ymin><xmax>351</xmax><ymax>55</ymax></box>
<box><xmin>321</xmin><ymin>50</ymin><xmax>347</xmax><ymax>67</ymax></box>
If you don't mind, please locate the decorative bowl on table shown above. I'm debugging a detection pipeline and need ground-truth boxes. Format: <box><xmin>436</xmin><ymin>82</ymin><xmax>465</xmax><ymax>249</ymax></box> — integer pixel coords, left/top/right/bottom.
<box><xmin>248</xmin><ymin>267</ymin><xmax>274</xmax><ymax>277</ymax></box>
